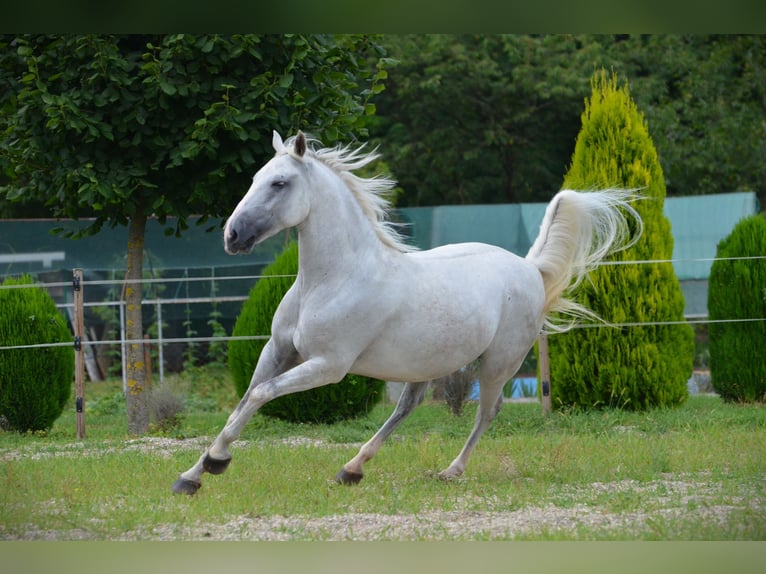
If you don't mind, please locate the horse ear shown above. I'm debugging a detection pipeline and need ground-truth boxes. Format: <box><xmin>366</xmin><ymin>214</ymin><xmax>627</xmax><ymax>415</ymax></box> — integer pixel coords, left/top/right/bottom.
<box><xmin>294</xmin><ymin>131</ymin><xmax>307</xmax><ymax>158</ymax></box>
<box><xmin>272</xmin><ymin>130</ymin><xmax>286</xmax><ymax>154</ymax></box>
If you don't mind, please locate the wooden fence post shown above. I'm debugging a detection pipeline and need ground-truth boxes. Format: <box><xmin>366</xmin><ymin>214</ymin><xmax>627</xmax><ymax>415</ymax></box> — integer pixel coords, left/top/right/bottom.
<box><xmin>538</xmin><ymin>333</ymin><xmax>551</xmax><ymax>415</ymax></box>
<box><xmin>73</xmin><ymin>268</ymin><xmax>86</xmax><ymax>439</ymax></box>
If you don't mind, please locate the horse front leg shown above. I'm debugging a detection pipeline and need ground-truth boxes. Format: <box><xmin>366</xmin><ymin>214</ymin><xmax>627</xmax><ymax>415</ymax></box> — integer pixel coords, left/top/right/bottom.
<box><xmin>171</xmin><ymin>338</ymin><xmax>299</xmax><ymax>495</ymax></box>
<box><xmin>172</xmin><ymin>354</ymin><xmax>347</xmax><ymax>495</ymax></box>
<box><xmin>336</xmin><ymin>381</ymin><xmax>430</xmax><ymax>485</ymax></box>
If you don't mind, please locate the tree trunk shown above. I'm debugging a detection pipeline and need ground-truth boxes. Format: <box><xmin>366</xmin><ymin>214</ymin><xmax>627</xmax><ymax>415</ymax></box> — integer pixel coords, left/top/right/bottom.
<box><xmin>125</xmin><ymin>214</ymin><xmax>149</xmax><ymax>435</ymax></box>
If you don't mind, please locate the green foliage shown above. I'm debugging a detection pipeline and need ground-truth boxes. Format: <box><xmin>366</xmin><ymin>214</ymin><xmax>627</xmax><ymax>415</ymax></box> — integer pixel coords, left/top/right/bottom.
<box><xmin>229</xmin><ymin>243</ymin><xmax>385</xmax><ymax>424</ymax></box>
<box><xmin>547</xmin><ymin>70</ymin><xmax>695</xmax><ymax>411</ymax></box>
<box><xmin>5</xmin><ymin>35</ymin><xmax>765</xmax><ymax>218</ymax></box>
<box><xmin>0</xmin><ymin>34</ymin><xmax>388</xmax><ymax>435</ymax></box>
<box><xmin>708</xmin><ymin>214</ymin><xmax>766</xmax><ymax>403</ymax></box>
<box><xmin>370</xmin><ymin>35</ymin><xmax>766</xmax><ymax>208</ymax></box>
<box><xmin>87</xmin><ymin>391</ymin><xmax>125</xmax><ymax>417</ymax></box>
<box><xmin>618</xmin><ymin>35</ymin><xmax>766</xmax><ymax>201</ymax></box>
<box><xmin>373</xmin><ymin>34</ymin><xmax>601</xmax><ymax>205</ymax></box>
<box><xmin>0</xmin><ymin>275</ymin><xmax>74</xmax><ymax>432</ymax></box>
<box><xmin>0</xmin><ymin>34</ymin><xmax>387</xmax><ymax>232</ymax></box>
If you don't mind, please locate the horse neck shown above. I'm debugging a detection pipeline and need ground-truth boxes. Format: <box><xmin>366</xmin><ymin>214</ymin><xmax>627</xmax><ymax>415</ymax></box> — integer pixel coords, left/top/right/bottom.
<box><xmin>296</xmin><ymin>168</ymin><xmax>388</xmax><ymax>283</ymax></box>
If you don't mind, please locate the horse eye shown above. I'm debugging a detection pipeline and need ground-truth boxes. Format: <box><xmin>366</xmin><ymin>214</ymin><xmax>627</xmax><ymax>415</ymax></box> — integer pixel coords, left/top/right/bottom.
<box><xmin>272</xmin><ymin>180</ymin><xmax>287</xmax><ymax>190</ymax></box>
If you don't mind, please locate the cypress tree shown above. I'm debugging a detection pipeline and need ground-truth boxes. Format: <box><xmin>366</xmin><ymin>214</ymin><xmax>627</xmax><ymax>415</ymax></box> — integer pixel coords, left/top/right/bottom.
<box><xmin>547</xmin><ymin>70</ymin><xmax>694</xmax><ymax>410</ymax></box>
<box><xmin>708</xmin><ymin>214</ymin><xmax>766</xmax><ymax>402</ymax></box>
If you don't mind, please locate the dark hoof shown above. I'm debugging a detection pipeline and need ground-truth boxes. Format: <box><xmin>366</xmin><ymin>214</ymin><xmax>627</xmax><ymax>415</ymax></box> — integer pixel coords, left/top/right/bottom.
<box><xmin>203</xmin><ymin>454</ymin><xmax>232</xmax><ymax>475</ymax></box>
<box><xmin>334</xmin><ymin>468</ymin><xmax>364</xmax><ymax>485</ymax></box>
<box><xmin>172</xmin><ymin>477</ymin><xmax>201</xmax><ymax>495</ymax></box>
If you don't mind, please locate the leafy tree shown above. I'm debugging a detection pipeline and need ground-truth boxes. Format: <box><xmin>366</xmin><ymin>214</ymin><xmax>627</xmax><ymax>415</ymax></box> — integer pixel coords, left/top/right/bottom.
<box><xmin>610</xmin><ymin>34</ymin><xmax>766</xmax><ymax>205</ymax></box>
<box><xmin>372</xmin><ymin>34</ymin><xmax>766</xmax><ymax>207</ymax></box>
<box><xmin>708</xmin><ymin>214</ymin><xmax>766</xmax><ymax>403</ymax></box>
<box><xmin>372</xmin><ymin>34</ymin><xmax>609</xmax><ymax>206</ymax></box>
<box><xmin>547</xmin><ymin>70</ymin><xmax>695</xmax><ymax>410</ymax></box>
<box><xmin>0</xmin><ymin>34</ymin><xmax>387</xmax><ymax>434</ymax></box>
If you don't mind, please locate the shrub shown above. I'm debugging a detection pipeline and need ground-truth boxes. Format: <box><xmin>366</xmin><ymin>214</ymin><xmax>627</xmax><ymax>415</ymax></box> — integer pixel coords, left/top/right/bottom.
<box><xmin>708</xmin><ymin>214</ymin><xmax>766</xmax><ymax>402</ymax></box>
<box><xmin>149</xmin><ymin>381</ymin><xmax>185</xmax><ymax>432</ymax></box>
<box><xmin>547</xmin><ymin>70</ymin><xmax>694</xmax><ymax>410</ymax></box>
<box><xmin>229</xmin><ymin>242</ymin><xmax>385</xmax><ymax>424</ymax></box>
<box><xmin>433</xmin><ymin>362</ymin><xmax>477</xmax><ymax>417</ymax></box>
<box><xmin>0</xmin><ymin>275</ymin><xmax>74</xmax><ymax>432</ymax></box>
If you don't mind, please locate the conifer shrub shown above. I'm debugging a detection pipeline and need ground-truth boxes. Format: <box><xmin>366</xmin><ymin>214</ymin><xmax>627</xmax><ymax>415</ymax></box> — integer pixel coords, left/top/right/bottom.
<box><xmin>708</xmin><ymin>214</ymin><xmax>766</xmax><ymax>403</ymax></box>
<box><xmin>546</xmin><ymin>70</ymin><xmax>694</xmax><ymax>410</ymax></box>
<box><xmin>0</xmin><ymin>275</ymin><xmax>74</xmax><ymax>432</ymax></box>
<box><xmin>229</xmin><ymin>242</ymin><xmax>385</xmax><ymax>423</ymax></box>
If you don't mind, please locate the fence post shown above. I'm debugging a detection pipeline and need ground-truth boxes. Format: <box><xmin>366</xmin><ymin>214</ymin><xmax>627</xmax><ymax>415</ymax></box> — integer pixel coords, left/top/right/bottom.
<box><xmin>538</xmin><ymin>333</ymin><xmax>551</xmax><ymax>415</ymax></box>
<box><xmin>143</xmin><ymin>333</ymin><xmax>153</xmax><ymax>392</ymax></box>
<box><xmin>73</xmin><ymin>268</ymin><xmax>86</xmax><ymax>439</ymax></box>
<box><xmin>119</xmin><ymin>299</ymin><xmax>127</xmax><ymax>394</ymax></box>
<box><xmin>156</xmin><ymin>300</ymin><xmax>164</xmax><ymax>384</ymax></box>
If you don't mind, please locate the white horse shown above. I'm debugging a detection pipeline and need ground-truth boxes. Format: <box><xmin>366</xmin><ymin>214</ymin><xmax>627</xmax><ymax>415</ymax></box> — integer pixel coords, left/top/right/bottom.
<box><xmin>172</xmin><ymin>131</ymin><xmax>641</xmax><ymax>495</ymax></box>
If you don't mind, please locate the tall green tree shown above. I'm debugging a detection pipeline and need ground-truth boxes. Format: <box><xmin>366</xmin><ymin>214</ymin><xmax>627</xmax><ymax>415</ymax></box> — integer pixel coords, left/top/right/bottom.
<box><xmin>611</xmin><ymin>34</ymin><xmax>766</xmax><ymax>204</ymax></box>
<box><xmin>372</xmin><ymin>34</ymin><xmax>608</xmax><ymax>205</ymax></box>
<box><xmin>372</xmin><ymin>34</ymin><xmax>766</xmax><ymax>207</ymax></box>
<box><xmin>547</xmin><ymin>70</ymin><xmax>695</xmax><ymax>410</ymax></box>
<box><xmin>0</xmin><ymin>34</ymin><xmax>387</xmax><ymax>434</ymax></box>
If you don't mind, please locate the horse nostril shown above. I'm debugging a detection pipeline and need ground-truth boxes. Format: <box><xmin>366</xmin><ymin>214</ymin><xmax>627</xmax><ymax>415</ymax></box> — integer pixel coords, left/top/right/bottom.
<box><xmin>228</xmin><ymin>228</ymin><xmax>238</xmax><ymax>244</ymax></box>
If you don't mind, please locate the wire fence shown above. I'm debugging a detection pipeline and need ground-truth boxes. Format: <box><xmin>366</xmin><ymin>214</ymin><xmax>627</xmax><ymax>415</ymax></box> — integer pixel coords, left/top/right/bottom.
<box><xmin>1</xmin><ymin>254</ymin><xmax>764</xmax><ymax>356</ymax></box>
<box><xmin>1</xmin><ymin>254</ymin><xmax>764</xmax><ymax>425</ymax></box>
<box><xmin>0</xmin><ymin>254</ymin><xmax>762</xmax><ymax>292</ymax></box>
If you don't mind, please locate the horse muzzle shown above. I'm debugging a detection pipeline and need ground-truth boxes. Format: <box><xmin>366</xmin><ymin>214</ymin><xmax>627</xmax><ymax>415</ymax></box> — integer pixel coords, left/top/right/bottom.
<box><xmin>224</xmin><ymin>218</ymin><xmax>258</xmax><ymax>254</ymax></box>
<box><xmin>224</xmin><ymin>213</ymin><xmax>278</xmax><ymax>254</ymax></box>
<box><xmin>224</xmin><ymin>230</ymin><xmax>257</xmax><ymax>254</ymax></box>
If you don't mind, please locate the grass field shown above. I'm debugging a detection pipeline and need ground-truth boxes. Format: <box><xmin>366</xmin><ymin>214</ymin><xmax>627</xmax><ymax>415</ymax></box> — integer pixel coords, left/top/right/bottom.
<box><xmin>1</xmin><ymin>367</ymin><xmax>765</xmax><ymax>540</ymax></box>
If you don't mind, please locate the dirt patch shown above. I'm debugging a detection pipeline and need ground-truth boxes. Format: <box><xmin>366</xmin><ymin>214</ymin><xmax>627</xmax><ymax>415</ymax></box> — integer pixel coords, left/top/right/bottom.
<box><xmin>119</xmin><ymin>474</ymin><xmax>762</xmax><ymax>540</ymax></box>
<box><xmin>124</xmin><ymin>507</ymin><xmax>624</xmax><ymax>541</ymax></box>
<box><xmin>8</xmin><ymin>498</ymin><xmax>757</xmax><ymax>541</ymax></box>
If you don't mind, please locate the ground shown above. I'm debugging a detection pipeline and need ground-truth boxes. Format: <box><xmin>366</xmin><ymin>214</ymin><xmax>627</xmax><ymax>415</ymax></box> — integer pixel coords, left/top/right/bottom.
<box><xmin>2</xmin><ymin>435</ymin><xmax>760</xmax><ymax>541</ymax></box>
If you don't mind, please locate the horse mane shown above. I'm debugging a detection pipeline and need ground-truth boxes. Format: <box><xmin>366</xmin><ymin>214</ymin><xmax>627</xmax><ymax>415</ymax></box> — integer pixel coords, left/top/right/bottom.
<box><xmin>284</xmin><ymin>134</ymin><xmax>416</xmax><ymax>253</ymax></box>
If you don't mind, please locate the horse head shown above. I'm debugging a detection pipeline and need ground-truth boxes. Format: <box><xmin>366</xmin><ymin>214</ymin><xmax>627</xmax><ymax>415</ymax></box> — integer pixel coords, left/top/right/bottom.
<box><xmin>224</xmin><ymin>131</ymin><xmax>311</xmax><ymax>254</ymax></box>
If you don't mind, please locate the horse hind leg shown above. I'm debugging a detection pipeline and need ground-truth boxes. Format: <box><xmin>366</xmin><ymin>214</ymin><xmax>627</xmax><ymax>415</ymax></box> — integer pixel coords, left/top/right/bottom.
<box><xmin>335</xmin><ymin>381</ymin><xmax>430</xmax><ymax>485</ymax></box>
<box><xmin>438</xmin><ymin>353</ymin><xmax>526</xmax><ymax>480</ymax></box>
<box><xmin>437</xmin><ymin>379</ymin><xmax>504</xmax><ymax>480</ymax></box>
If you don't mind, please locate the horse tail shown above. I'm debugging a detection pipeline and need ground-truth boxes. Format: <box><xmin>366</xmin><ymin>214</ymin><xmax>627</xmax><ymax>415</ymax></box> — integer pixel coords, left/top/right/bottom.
<box><xmin>525</xmin><ymin>189</ymin><xmax>643</xmax><ymax>332</ymax></box>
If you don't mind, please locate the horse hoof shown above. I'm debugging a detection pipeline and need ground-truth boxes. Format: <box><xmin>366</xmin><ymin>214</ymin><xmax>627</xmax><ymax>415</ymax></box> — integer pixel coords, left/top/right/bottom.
<box><xmin>203</xmin><ymin>454</ymin><xmax>232</xmax><ymax>475</ymax></box>
<box><xmin>335</xmin><ymin>468</ymin><xmax>364</xmax><ymax>485</ymax></box>
<box><xmin>172</xmin><ymin>477</ymin><xmax>201</xmax><ymax>495</ymax></box>
<box><xmin>437</xmin><ymin>469</ymin><xmax>462</xmax><ymax>481</ymax></box>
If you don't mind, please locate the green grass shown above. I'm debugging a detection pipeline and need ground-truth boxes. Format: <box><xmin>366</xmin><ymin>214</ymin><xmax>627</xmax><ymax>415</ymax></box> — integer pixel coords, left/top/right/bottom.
<box><xmin>1</xmin><ymin>367</ymin><xmax>765</xmax><ymax>540</ymax></box>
